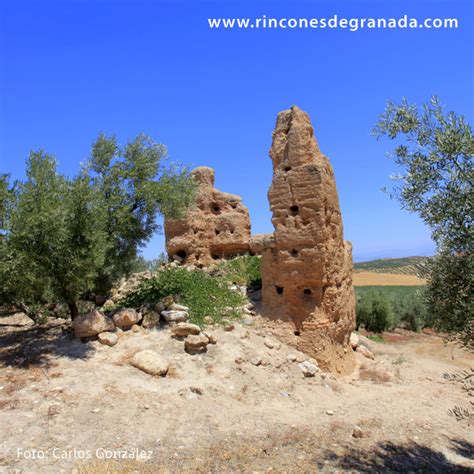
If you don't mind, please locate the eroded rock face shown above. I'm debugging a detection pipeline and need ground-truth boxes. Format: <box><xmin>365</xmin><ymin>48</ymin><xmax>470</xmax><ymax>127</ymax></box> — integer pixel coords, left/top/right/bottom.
<box><xmin>261</xmin><ymin>106</ymin><xmax>356</xmax><ymax>374</ymax></box>
<box><xmin>165</xmin><ymin>167</ymin><xmax>252</xmax><ymax>266</ymax></box>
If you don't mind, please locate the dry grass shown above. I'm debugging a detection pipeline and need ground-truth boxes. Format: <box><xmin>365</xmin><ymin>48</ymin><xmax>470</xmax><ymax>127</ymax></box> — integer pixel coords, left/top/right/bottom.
<box><xmin>353</xmin><ymin>271</ymin><xmax>426</xmax><ymax>286</ymax></box>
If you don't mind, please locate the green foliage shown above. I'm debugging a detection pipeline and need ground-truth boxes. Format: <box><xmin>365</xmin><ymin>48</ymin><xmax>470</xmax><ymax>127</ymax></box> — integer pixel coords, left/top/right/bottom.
<box><xmin>355</xmin><ymin>286</ymin><xmax>429</xmax><ymax>332</ymax></box>
<box><xmin>218</xmin><ymin>255</ymin><xmax>262</xmax><ymax>290</ymax></box>
<box><xmin>373</xmin><ymin>96</ymin><xmax>473</xmax><ymax>253</ymax></box>
<box><xmin>0</xmin><ymin>133</ymin><xmax>196</xmax><ymax>319</ymax></box>
<box><xmin>356</xmin><ymin>290</ymin><xmax>397</xmax><ymax>333</ymax></box>
<box><xmin>89</xmin><ymin>133</ymin><xmax>196</xmax><ymax>293</ymax></box>
<box><xmin>374</xmin><ymin>97</ymin><xmax>473</xmax><ymax>347</ymax></box>
<box><xmin>121</xmin><ymin>267</ymin><xmax>246</xmax><ymax>326</ymax></box>
<box><xmin>367</xmin><ymin>335</ymin><xmax>385</xmax><ymax>343</ymax></box>
<box><xmin>426</xmin><ymin>252</ymin><xmax>473</xmax><ymax>337</ymax></box>
<box><xmin>129</xmin><ymin>253</ymin><xmax>168</xmax><ymax>274</ymax></box>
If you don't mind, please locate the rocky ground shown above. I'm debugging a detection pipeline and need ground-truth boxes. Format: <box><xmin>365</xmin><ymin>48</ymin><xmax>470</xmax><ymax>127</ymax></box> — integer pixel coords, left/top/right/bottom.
<box><xmin>0</xmin><ymin>313</ymin><xmax>473</xmax><ymax>473</ymax></box>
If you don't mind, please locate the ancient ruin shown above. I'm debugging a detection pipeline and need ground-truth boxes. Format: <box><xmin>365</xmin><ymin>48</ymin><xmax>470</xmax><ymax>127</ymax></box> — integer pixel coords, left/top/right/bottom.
<box><xmin>165</xmin><ymin>167</ymin><xmax>252</xmax><ymax>266</ymax></box>
<box><xmin>164</xmin><ymin>107</ymin><xmax>356</xmax><ymax>373</ymax></box>
<box><xmin>260</xmin><ymin>106</ymin><xmax>355</xmax><ymax>373</ymax></box>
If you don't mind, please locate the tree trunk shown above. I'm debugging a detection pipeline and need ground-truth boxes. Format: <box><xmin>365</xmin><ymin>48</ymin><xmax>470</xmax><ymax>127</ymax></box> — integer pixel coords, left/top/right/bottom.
<box><xmin>68</xmin><ymin>302</ymin><xmax>79</xmax><ymax>320</ymax></box>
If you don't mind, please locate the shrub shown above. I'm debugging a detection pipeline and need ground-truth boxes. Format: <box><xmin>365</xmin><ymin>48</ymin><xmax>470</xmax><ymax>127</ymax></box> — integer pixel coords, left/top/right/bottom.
<box><xmin>120</xmin><ymin>267</ymin><xmax>246</xmax><ymax>325</ymax></box>
<box><xmin>356</xmin><ymin>291</ymin><xmax>396</xmax><ymax>333</ymax></box>
<box><xmin>218</xmin><ymin>255</ymin><xmax>262</xmax><ymax>290</ymax></box>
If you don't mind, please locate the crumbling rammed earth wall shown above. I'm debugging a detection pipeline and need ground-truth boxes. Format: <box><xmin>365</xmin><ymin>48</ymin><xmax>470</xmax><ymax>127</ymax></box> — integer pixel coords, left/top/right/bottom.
<box><xmin>164</xmin><ymin>107</ymin><xmax>356</xmax><ymax>373</ymax></box>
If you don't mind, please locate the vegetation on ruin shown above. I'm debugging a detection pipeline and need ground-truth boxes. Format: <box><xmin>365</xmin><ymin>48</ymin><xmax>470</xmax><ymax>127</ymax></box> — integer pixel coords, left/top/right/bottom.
<box><xmin>121</xmin><ymin>267</ymin><xmax>246</xmax><ymax>326</ymax></box>
<box><xmin>0</xmin><ymin>134</ymin><xmax>196</xmax><ymax>319</ymax></box>
<box><xmin>217</xmin><ymin>255</ymin><xmax>262</xmax><ymax>290</ymax></box>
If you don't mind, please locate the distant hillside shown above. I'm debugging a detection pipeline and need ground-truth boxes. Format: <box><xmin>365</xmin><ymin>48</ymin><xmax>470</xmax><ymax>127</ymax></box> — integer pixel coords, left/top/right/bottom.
<box><xmin>354</xmin><ymin>256</ymin><xmax>430</xmax><ymax>278</ymax></box>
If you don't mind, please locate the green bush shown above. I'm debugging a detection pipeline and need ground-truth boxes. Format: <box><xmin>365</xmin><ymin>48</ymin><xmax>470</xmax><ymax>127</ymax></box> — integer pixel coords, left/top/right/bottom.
<box><xmin>356</xmin><ymin>291</ymin><xmax>396</xmax><ymax>333</ymax></box>
<box><xmin>120</xmin><ymin>267</ymin><xmax>246</xmax><ymax>326</ymax></box>
<box><xmin>218</xmin><ymin>255</ymin><xmax>262</xmax><ymax>290</ymax></box>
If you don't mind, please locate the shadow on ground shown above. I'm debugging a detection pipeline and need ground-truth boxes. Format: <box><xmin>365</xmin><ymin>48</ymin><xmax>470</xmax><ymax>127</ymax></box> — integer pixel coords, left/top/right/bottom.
<box><xmin>318</xmin><ymin>440</ymin><xmax>474</xmax><ymax>473</ymax></box>
<box><xmin>0</xmin><ymin>322</ymin><xmax>94</xmax><ymax>368</ymax></box>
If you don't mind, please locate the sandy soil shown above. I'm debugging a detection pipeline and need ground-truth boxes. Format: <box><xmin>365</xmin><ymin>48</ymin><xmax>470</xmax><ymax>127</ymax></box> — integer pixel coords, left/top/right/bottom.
<box><xmin>353</xmin><ymin>271</ymin><xmax>426</xmax><ymax>286</ymax></box>
<box><xmin>0</xmin><ymin>318</ymin><xmax>472</xmax><ymax>473</ymax></box>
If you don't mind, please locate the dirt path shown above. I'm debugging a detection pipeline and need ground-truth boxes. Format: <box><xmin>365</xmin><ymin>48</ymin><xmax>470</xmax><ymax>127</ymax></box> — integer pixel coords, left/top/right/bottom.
<box><xmin>0</xmin><ymin>320</ymin><xmax>472</xmax><ymax>473</ymax></box>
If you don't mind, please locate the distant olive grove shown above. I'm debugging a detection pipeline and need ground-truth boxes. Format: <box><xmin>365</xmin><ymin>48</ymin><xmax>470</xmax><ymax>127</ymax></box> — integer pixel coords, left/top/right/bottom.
<box><xmin>0</xmin><ymin>133</ymin><xmax>196</xmax><ymax>319</ymax></box>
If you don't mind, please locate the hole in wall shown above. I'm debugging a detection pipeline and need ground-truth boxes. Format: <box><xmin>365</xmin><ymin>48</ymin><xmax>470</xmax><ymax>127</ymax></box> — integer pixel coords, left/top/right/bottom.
<box><xmin>211</xmin><ymin>203</ymin><xmax>221</xmax><ymax>214</ymax></box>
<box><xmin>176</xmin><ymin>250</ymin><xmax>187</xmax><ymax>259</ymax></box>
<box><xmin>275</xmin><ymin>286</ymin><xmax>284</xmax><ymax>295</ymax></box>
<box><xmin>294</xmin><ymin>330</ymin><xmax>300</xmax><ymax>336</ymax></box>
<box><xmin>212</xmin><ymin>254</ymin><xmax>221</xmax><ymax>260</ymax></box>
<box><xmin>215</xmin><ymin>230</ymin><xmax>220</xmax><ymax>235</ymax></box>
<box><xmin>290</xmin><ymin>205</ymin><xmax>299</xmax><ymax>216</ymax></box>
<box><xmin>284</xmin><ymin>166</ymin><xmax>292</xmax><ymax>172</ymax></box>
<box><xmin>291</xmin><ymin>249</ymin><xmax>298</xmax><ymax>257</ymax></box>
<box><xmin>303</xmin><ymin>289</ymin><xmax>312</xmax><ymax>295</ymax></box>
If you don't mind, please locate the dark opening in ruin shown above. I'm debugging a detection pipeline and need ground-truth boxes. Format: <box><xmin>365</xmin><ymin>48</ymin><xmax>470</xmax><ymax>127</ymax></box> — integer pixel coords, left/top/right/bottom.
<box><xmin>275</xmin><ymin>286</ymin><xmax>284</xmax><ymax>295</ymax></box>
<box><xmin>291</xmin><ymin>249</ymin><xmax>298</xmax><ymax>256</ymax></box>
<box><xmin>211</xmin><ymin>203</ymin><xmax>221</xmax><ymax>214</ymax></box>
<box><xmin>284</xmin><ymin>166</ymin><xmax>292</xmax><ymax>172</ymax></box>
<box><xmin>176</xmin><ymin>250</ymin><xmax>187</xmax><ymax>259</ymax></box>
<box><xmin>304</xmin><ymin>289</ymin><xmax>312</xmax><ymax>295</ymax></box>
<box><xmin>212</xmin><ymin>254</ymin><xmax>221</xmax><ymax>260</ymax></box>
<box><xmin>215</xmin><ymin>230</ymin><xmax>220</xmax><ymax>235</ymax></box>
<box><xmin>294</xmin><ymin>330</ymin><xmax>300</xmax><ymax>336</ymax></box>
<box><xmin>290</xmin><ymin>205</ymin><xmax>299</xmax><ymax>216</ymax></box>
<box><xmin>230</xmin><ymin>203</ymin><xmax>237</xmax><ymax>209</ymax></box>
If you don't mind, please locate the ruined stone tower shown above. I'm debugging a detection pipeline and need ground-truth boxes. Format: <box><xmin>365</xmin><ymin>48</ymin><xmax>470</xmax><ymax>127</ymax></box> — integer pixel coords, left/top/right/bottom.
<box><xmin>165</xmin><ymin>167</ymin><xmax>252</xmax><ymax>266</ymax></box>
<box><xmin>261</xmin><ymin>106</ymin><xmax>355</xmax><ymax>373</ymax></box>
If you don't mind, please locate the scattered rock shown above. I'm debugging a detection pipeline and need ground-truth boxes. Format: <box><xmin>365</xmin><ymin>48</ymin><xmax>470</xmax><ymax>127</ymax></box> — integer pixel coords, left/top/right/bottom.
<box><xmin>131</xmin><ymin>350</ymin><xmax>169</xmax><ymax>376</ymax></box>
<box><xmin>172</xmin><ymin>322</ymin><xmax>201</xmax><ymax>337</ymax></box>
<box><xmin>97</xmin><ymin>332</ymin><xmax>118</xmax><ymax>347</ymax></box>
<box><xmin>299</xmin><ymin>360</ymin><xmax>319</xmax><ymax>377</ymax></box>
<box><xmin>224</xmin><ymin>324</ymin><xmax>235</xmax><ymax>332</ymax></box>
<box><xmin>352</xmin><ymin>425</ymin><xmax>364</xmax><ymax>438</ymax></box>
<box><xmin>242</xmin><ymin>317</ymin><xmax>254</xmax><ymax>326</ymax></box>
<box><xmin>264</xmin><ymin>337</ymin><xmax>281</xmax><ymax>350</ymax></box>
<box><xmin>112</xmin><ymin>308</ymin><xmax>142</xmax><ymax>328</ymax></box>
<box><xmin>73</xmin><ymin>310</ymin><xmax>114</xmax><ymax>338</ymax></box>
<box><xmin>326</xmin><ymin>410</ymin><xmax>334</xmax><ymax>416</ymax></box>
<box><xmin>356</xmin><ymin>345</ymin><xmax>375</xmax><ymax>360</ymax></box>
<box><xmin>141</xmin><ymin>310</ymin><xmax>161</xmax><ymax>329</ymax></box>
<box><xmin>350</xmin><ymin>333</ymin><xmax>359</xmax><ymax>349</ymax></box>
<box><xmin>203</xmin><ymin>332</ymin><xmax>217</xmax><ymax>344</ymax></box>
<box><xmin>0</xmin><ymin>312</ymin><xmax>35</xmax><ymax>327</ymax></box>
<box><xmin>131</xmin><ymin>324</ymin><xmax>141</xmax><ymax>333</ymax></box>
<box><xmin>184</xmin><ymin>334</ymin><xmax>209</xmax><ymax>354</ymax></box>
<box><xmin>168</xmin><ymin>303</ymin><xmax>190</xmax><ymax>312</ymax></box>
<box><xmin>251</xmin><ymin>357</ymin><xmax>262</xmax><ymax>366</ymax></box>
<box><xmin>287</xmin><ymin>353</ymin><xmax>297</xmax><ymax>363</ymax></box>
<box><xmin>161</xmin><ymin>310</ymin><xmax>189</xmax><ymax>323</ymax></box>
<box><xmin>189</xmin><ymin>386</ymin><xmax>203</xmax><ymax>395</ymax></box>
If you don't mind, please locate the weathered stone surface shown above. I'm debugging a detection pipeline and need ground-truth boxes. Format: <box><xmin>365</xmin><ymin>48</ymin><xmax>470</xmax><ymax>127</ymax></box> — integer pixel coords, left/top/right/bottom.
<box><xmin>161</xmin><ymin>310</ymin><xmax>189</xmax><ymax>323</ymax></box>
<box><xmin>0</xmin><ymin>312</ymin><xmax>34</xmax><ymax>327</ymax></box>
<box><xmin>98</xmin><ymin>331</ymin><xmax>118</xmax><ymax>347</ymax></box>
<box><xmin>249</xmin><ymin>234</ymin><xmax>274</xmax><ymax>256</ymax></box>
<box><xmin>73</xmin><ymin>310</ymin><xmax>114</xmax><ymax>338</ymax></box>
<box><xmin>261</xmin><ymin>106</ymin><xmax>356</xmax><ymax>374</ymax></box>
<box><xmin>298</xmin><ymin>360</ymin><xmax>319</xmax><ymax>377</ymax></box>
<box><xmin>165</xmin><ymin>167</ymin><xmax>252</xmax><ymax>266</ymax></box>
<box><xmin>184</xmin><ymin>333</ymin><xmax>209</xmax><ymax>354</ymax></box>
<box><xmin>131</xmin><ymin>350</ymin><xmax>169</xmax><ymax>376</ymax></box>
<box><xmin>350</xmin><ymin>332</ymin><xmax>360</xmax><ymax>349</ymax></box>
<box><xmin>112</xmin><ymin>308</ymin><xmax>142</xmax><ymax>328</ymax></box>
<box><xmin>356</xmin><ymin>345</ymin><xmax>375</xmax><ymax>360</ymax></box>
<box><xmin>171</xmin><ymin>322</ymin><xmax>201</xmax><ymax>337</ymax></box>
<box><xmin>141</xmin><ymin>310</ymin><xmax>161</xmax><ymax>329</ymax></box>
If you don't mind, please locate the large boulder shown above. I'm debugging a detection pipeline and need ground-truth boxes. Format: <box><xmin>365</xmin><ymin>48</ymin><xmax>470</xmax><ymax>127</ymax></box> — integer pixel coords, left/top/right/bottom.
<box><xmin>112</xmin><ymin>308</ymin><xmax>142</xmax><ymax>328</ymax></box>
<box><xmin>131</xmin><ymin>350</ymin><xmax>169</xmax><ymax>376</ymax></box>
<box><xmin>141</xmin><ymin>310</ymin><xmax>161</xmax><ymax>329</ymax></box>
<box><xmin>73</xmin><ymin>310</ymin><xmax>114</xmax><ymax>338</ymax></box>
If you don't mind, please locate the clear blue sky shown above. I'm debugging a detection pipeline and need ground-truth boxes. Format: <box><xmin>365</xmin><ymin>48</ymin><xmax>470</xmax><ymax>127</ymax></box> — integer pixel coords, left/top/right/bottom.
<box><xmin>1</xmin><ymin>0</ymin><xmax>473</xmax><ymax>261</ymax></box>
